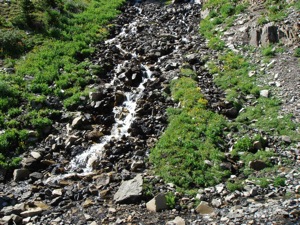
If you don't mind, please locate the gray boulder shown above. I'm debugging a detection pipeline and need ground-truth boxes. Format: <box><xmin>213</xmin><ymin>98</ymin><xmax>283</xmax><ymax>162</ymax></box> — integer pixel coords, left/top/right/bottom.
<box><xmin>113</xmin><ymin>174</ymin><xmax>143</xmax><ymax>204</ymax></box>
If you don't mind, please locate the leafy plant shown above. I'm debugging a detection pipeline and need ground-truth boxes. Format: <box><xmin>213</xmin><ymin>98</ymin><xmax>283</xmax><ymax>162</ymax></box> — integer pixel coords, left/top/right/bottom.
<box><xmin>294</xmin><ymin>47</ymin><xmax>300</xmax><ymax>57</ymax></box>
<box><xmin>165</xmin><ymin>192</ymin><xmax>176</xmax><ymax>209</ymax></box>
<box><xmin>274</xmin><ymin>176</ymin><xmax>286</xmax><ymax>187</ymax></box>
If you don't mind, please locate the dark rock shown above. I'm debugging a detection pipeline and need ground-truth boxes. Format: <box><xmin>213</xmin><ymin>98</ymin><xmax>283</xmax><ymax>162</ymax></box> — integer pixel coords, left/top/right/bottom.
<box><xmin>249</xmin><ymin>160</ymin><xmax>267</xmax><ymax>171</ymax></box>
<box><xmin>13</xmin><ymin>169</ymin><xmax>30</xmax><ymax>182</ymax></box>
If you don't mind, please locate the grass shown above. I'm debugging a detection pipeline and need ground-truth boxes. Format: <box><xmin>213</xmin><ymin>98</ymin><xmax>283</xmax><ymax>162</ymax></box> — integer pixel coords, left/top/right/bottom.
<box><xmin>0</xmin><ymin>0</ymin><xmax>125</xmax><ymax>169</ymax></box>
<box><xmin>150</xmin><ymin>75</ymin><xmax>231</xmax><ymax>188</ymax></box>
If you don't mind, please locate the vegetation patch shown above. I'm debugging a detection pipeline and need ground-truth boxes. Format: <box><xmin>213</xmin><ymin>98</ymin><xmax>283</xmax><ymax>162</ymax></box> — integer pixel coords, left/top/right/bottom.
<box><xmin>0</xmin><ymin>0</ymin><xmax>124</xmax><ymax>169</ymax></box>
<box><xmin>150</xmin><ymin>76</ymin><xmax>230</xmax><ymax>188</ymax></box>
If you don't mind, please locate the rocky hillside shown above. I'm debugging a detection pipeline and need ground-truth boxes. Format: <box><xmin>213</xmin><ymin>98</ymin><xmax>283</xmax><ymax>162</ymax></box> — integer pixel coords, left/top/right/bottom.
<box><xmin>0</xmin><ymin>0</ymin><xmax>300</xmax><ymax>224</ymax></box>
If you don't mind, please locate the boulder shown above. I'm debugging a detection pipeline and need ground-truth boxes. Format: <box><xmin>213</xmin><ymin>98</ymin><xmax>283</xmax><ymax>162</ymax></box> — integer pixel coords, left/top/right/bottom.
<box><xmin>261</xmin><ymin>23</ymin><xmax>279</xmax><ymax>47</ymax></box>
<box><xmin>113</xmin><ymin>174</ymin><xmax>143</xmax><ymax>203</ymax></box>
<box><xmin>146</xmin><ymin>194</ymin><xmax>168</xmax><ymax>212</ymax></box>
<box><xmin>13</xmin><ymin>169</ymin><xmax>30</xmax><ymax>182</ymax></box>
<box><xmin>195</xmin><ymin>201</ymin><xmax>215</xmax><ymax>215</ymax></box>
<box><xmin>249</xmin><ymin>160</ymin><xmax>267</xmax><ymax>171</ymax></box>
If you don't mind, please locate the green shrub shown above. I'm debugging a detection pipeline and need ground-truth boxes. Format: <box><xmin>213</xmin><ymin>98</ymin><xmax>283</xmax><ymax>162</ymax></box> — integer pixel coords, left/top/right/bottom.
<box><xmin>274</xmin><ymin>176</ymin><xmax>286</xmax><ymax>187</ymax></box>
<box><xmin>220</xmin><ymin>3</ymin><xmax>235</xmax><ymax>17</ymax></box>
<box><xmin>262</xmin><ymin>45</ymin><xmax>276</xmax><ymax>57</ymax></box>
<box><xmin>255</xmin><ymin>178</ymin><xmax>270</xmax><ymax>188</ymax></box>
<box><xmin>208</xmin><ymin>37</ymin><xmax>225</xmax><ymax>50</ymax></box>
<box><xmin>294</xmin><ymin>47</ymin><xmax>300</xmax><ymax>57</ymax></box>
<box><xmin>165</xmin><ymin>192</ymin><xmax>176</xmax><ymax>209</ymax></box>
<box><xmin>226</xmin><ymin>179</ymin><xmax>243</xmax><ymax>191</ymax></box>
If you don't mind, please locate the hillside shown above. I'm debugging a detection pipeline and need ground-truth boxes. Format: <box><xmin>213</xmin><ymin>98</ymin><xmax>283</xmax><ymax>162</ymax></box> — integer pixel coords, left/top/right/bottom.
<box><xmin>0</xmin><ymin>0</ymin><xmax>300</xmax><ymax>224</ymax></box>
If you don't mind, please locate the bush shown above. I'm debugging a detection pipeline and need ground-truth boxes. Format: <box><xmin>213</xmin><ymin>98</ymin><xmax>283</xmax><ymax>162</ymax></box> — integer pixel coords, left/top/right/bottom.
<box><xmin>294</xmin><ymin>47</ymin><xmax>300</xmax><ymax>57</ymax></box>
<box><xmin>274</xmin><ymin>176</ymin><xmax>286</xmax><ymax>187</ymax></box>
<box><xmin>262</xmin><ymin>45</ymin><xmax>276</xmax><ymax>57</ymax></box>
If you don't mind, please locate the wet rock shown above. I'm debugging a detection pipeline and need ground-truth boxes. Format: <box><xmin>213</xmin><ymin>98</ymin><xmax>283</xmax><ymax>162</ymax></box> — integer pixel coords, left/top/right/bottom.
<box><xmin>113</xmin><ymin>174</ymin><xmax>143</xmax><ymax>203</ymax></box>
<box><xmin>146</xmin><ymin>193</ymin><xmax>168</xmax><ymax>212</ymax></box>
<box><xmin>195</xmin><ymin>201</ymin><xmax>215</xmax><ymax>215</ymax></box>
<box><xmin>86</xmin><ymin>130</ymin><xmax>104</xmax><ymax>141</ymax></box>
<box><xmin>13</xmin><ymin>168</ymin><xmax>30</xmax><ymax>182</ymax></box>
<box><xmin>115</xmin><ymin>91</ymin><xmax>126</xmax><ymax>105</ymax></box>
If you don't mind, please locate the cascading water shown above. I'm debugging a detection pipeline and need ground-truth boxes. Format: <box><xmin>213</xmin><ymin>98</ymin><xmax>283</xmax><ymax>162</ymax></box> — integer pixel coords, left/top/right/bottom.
<box><xmin>66</xmin><ymin>19</ymin><xmax>153</xmax><ymax>174</ymax></box>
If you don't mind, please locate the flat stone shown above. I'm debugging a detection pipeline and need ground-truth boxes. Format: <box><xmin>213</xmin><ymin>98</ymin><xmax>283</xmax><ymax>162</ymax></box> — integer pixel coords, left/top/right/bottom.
<box><xmin>30</xmin><ymin>151</ymin><xmax>41</xmax><ymax>160</ymax></box>
<box><xmin>146</xmin><ymin>194</ymin><xmax>167</xmax><ymax>212</ymax></box>
<box><xmin>82</xmin><ymin>199</ymin><xmax>94</xmax><ymax>208</ymax></box>
<box><xmin>195</xmin><ymin>201</ymin><xmax>215</xmax><ymax>215</ymax></box>
<box><xmin>166</xmin><ymin>216</ymin><xmax>186</xmax><ymax>225</ymax></box>
<box><xmin>113</xmin><ymin>174</ymin><xmax>143</xmax><ymax>204</ymax></box>
<box><xmin>20</xmin><ymin>207</ymin><xmax>44</xmax><ymax>217</ymax></box>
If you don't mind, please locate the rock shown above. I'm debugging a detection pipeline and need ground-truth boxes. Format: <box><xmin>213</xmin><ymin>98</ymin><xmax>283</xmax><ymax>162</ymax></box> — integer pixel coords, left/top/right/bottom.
<box><xmin>166</xmin><ymin>216</ymin><xmax>186</xmax><ymax>225</ymax></box>
<box><xmin>146</xmin><ymin>194</ymin><xmax>168</xmax><ymax>212</ymax></box>
<box><xmin>261</xmin><ymin>23</ymin><xmax>279</xmax><ymax>47</ymax></box>
<box><xmin>29</xmin><ymin>172</ymin><xmax>43</xmax><ymax>181</ymax></box>
<box><xmin>89</xmin><ymin>92</ymin><xmax>103</xmax><ymax>101</ymax></box>
<box><xmin>249</xmin><ymin>28</ymin><xmax>261</xmax><ymax>47</ymax></box>
<box><xmin>113</xmin><ymin>174</ymin><xmax>143</xmax><ymax>203</ymax></box>
<box><xmin>130</xmin><ymin>160</ymin><xmax>144</xmax><ymax>171</ymax></box>
<box><xmin>0</xmin><ymin>168</ymin><xmax>6</xmax><ymax>181</ymax></box>
<box><xmin>253</xmin><ymin>141</ymin><xmax>263</xmax><ymax>151</ymax></box>
<box><xmin>260</xmin><ymin>90</ymin><xmax>269</xmax><ymax>98</ymax></box>
<box><xmin>71</xmin><ymin>116</ymin><xmax>83</xmax><ymax>128</ymax></box>
<box><xmin>86</xmin><ymin>130</ymin><xmax>104</xmax><ymax>141</ymax></box>
<box><xmin>93</xmin><ymin>173</ymin><xmax>111</xmax><ymax>187</ymax></box>
<box><xmin>30</xmin><ymin>151</ymin><xmax>42</xmax><ymax>160</ymax></box>
<box><xmin>115</xmin><ymin>91</ymin><xmax>126</xmax><ymax>105</ymax></box>
<box><xmin>20</xmin><ymin>207</ymin><xmax>44</xmax><ymax>217</ymax></box>
<box><xmin>224</xmin><ymin>107</ymin><xmax>239</xmax><ymax>118</ymax></box>
<box><xmin>82</xmin><ymin>199</ymin><xmax>94</xmax><ymax>208</ymax></box>
<box><xmin>249</xmin><ymin>160</ymin><xmax>267</xmax><ymax>171</ymax></box>
<box><xmin>281</xmin><ymin>135</ymin><xmax>291</xmax><ymax>144</ymax></box>
<box><xmin>195</xmin><ymin>201</ymin><xmax>215</xmax><ymax>215</ymax></box>
<box><xmin>211</xmin><ymin>198</ymin><xmax>222</xmax><ymax>208</ymax></box>
<box><xmin>13</xmin><ymin>168</ymin><xmax>30</xmax><ymax>182</ymax></box>
<box><xmin>52</xmin><ymin>189</ymin><xmax>63</xmax><ymax>197</ymax></box>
